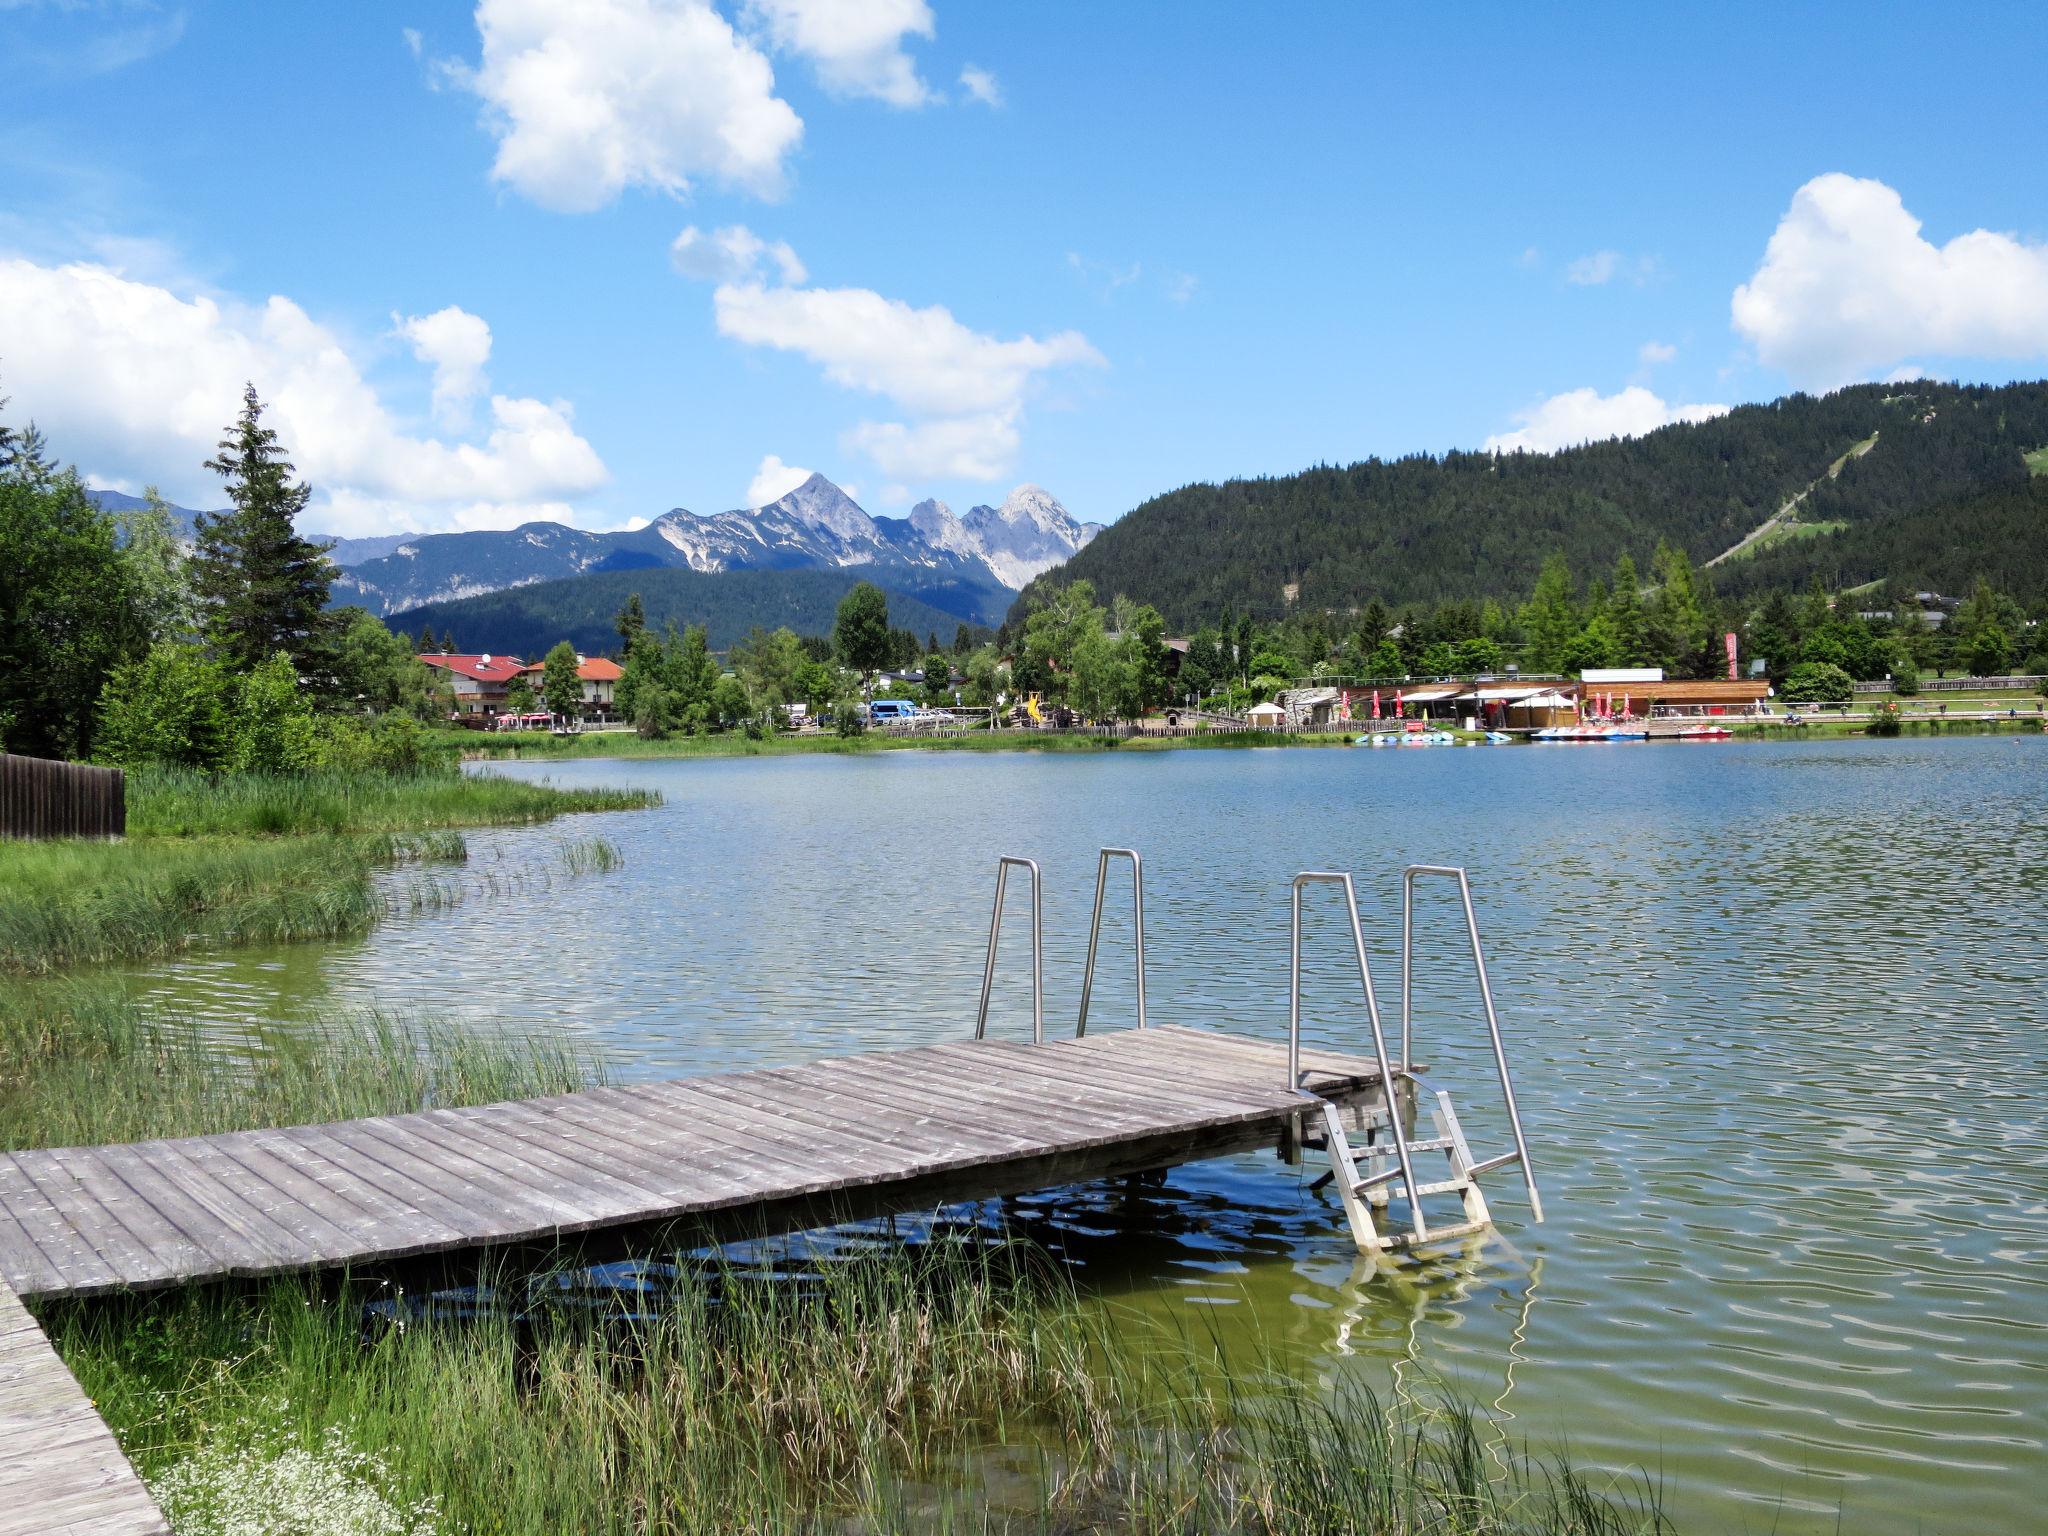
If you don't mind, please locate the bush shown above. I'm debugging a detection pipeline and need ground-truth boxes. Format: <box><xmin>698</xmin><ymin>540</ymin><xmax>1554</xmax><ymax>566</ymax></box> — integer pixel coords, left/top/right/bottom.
<box><xmin>96</xmin><ymin>643</ymin><xmax>232</xmax><ymax>768</ymax></box>
<box><xmin>1866</xmin><ymin>701</ymin><xmax>1903</xmax><ymax>736</ymax></box>
<box><xmin>1781</xmin><ymin>660</ymin><xmax>1855</xmax><ymax>703</ymax></box>
<box><xmin>1890</xmin><ymin>662</ymin><xmax>1920</xmax><ymax>696</ymax></box>
<box><xmin>231</xmin><ymin>654</ymin><xmax>321</xmax><ymax>773</ymax></box>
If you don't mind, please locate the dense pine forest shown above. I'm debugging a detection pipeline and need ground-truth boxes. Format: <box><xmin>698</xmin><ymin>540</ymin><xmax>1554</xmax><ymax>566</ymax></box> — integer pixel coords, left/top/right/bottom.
<box><xmin>1020</xmin><ymin>381</ymin><xmax>2048</xmax><ymax>629</ymax></box>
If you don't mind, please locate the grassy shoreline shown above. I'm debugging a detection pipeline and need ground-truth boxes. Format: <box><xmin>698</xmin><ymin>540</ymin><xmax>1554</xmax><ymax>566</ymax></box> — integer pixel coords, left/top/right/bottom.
<box><xmin>0</xmin><ymin>766</ymin><xmax>658</xmax><ymax>975</ymax></box>
<box><xmin>446</xmin><ymin>711</ymin><xmax>2044</xmax><ymax>763</ymax></box>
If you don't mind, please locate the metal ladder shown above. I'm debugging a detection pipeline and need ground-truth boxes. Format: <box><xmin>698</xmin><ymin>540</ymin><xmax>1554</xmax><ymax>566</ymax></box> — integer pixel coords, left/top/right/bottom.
<box><xmin>1289</xmin><ymin>865</ymin><xmax>1541</xmax><ymax>1252</ymax></box>
<box><xmin>976</xmin><ymin>849</ymin><xmax>1146</xmax><ymax>1042</ymax></box>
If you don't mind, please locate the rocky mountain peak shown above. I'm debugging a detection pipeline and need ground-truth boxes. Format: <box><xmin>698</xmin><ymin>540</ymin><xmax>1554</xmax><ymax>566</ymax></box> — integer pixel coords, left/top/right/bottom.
<box><xmin>768</xmin><ymin>472</ymin><xmax>874</xmax><ymax>544</ymax></box>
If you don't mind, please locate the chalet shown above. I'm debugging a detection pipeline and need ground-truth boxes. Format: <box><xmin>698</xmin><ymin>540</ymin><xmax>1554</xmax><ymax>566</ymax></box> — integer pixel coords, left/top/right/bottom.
<box><xmin>514</xmin><ymin>654</ymin><xmax>623</xmax><ymax>720</ymax></box>
<box><xmin>418</xmin><ymin>653</ymin><xmax>526</xmax><ymax>717</ymax></box>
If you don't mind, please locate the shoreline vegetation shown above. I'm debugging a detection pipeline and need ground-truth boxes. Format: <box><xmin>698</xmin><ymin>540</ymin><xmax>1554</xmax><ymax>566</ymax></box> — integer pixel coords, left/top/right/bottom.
<box><xmin>11</xmin><ymin>986</ymin><xmax>1671</xmax><ymax>1536</ymax></box>
<box><xmin>0</xmin><ymin>766</ymin><xmax>659</xmax><ymax>975</ymax></box>
<box><xmin>445</xmin><ymin>707</ymin><xmax>2045</xmax><ymax>764</ymax></box>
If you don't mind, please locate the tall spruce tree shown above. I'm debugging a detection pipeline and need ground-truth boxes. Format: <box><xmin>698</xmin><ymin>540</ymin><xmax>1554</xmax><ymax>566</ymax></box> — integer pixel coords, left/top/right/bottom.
<box><xmin>191</xmin><ymin>385</ymin><xmax>337</xmax><ymax>678</ymax></box>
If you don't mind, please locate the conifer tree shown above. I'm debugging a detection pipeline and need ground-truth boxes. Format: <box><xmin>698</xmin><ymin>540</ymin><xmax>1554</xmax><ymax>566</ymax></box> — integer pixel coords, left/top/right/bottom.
<box><xmin>191</xmin><ymin>385</ymin><xmax>337</xmax><ymax>678</ymax></box>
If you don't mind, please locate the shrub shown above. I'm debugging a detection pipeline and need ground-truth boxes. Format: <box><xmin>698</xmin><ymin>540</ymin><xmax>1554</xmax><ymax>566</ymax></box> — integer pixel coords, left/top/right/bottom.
<box><xmin>96</xmin><ymin>643</ymin><xmax>232</xmax><ymax>768</ymax></box>
<box><xmin>1866</xmin><ymin>701</ymin><xmax>1903</xmax><ymax>736</ymax></box>
<box><xmin>1781</xmin><ymin>660</ymin><xmax>1855</xmax><ymax>702</ymax></box>
<box><xmin>232</xmin><ymin>653</ymin><xmax>321</xmax><ymax>773</ymax></box>
<box><xmin>1890</xmin><ymin>662</ymin><xmax>1920</xmax><ymax>696</ymax></box>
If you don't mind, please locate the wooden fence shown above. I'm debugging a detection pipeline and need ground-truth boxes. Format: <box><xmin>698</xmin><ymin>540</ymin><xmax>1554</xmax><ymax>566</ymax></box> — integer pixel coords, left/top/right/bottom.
<box><xmin>0</xmin><ymin>753</ymin><xmax>125</xmax><ymax>840</ymax></box>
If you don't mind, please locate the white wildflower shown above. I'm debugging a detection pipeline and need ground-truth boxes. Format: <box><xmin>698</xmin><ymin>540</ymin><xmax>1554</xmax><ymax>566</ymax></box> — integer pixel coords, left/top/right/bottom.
<box><xmin>149</xmin><ymin>1406</ymin><xmax>439</xmax><ymax>1536</ymax></box>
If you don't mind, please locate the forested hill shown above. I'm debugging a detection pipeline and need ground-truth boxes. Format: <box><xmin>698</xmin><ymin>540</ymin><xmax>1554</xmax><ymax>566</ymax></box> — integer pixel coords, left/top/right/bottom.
<box><xmin>386</xmin><ymin>566</ymin><xmax>974</xmax><ymax>656</ymax></box>
<box><xmin>1017</xmin><ymin>381</ymin><xmax>2048</xmax><ymax>627</ymax></box>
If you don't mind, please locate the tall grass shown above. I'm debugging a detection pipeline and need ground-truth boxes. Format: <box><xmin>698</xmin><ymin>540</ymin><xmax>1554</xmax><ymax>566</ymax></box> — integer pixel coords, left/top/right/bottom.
<box><xmin>43</xmin><ymin>1246</ymin><xmax>1670</xmax><ymax>1536</ymax></box>
<box><xmin>0</xmin><ymin>983</ymin><xmax>602</xmax><ymax>1151</ymax></box>
<box><xmin>0</xmin><ymin>767</ymin><xmax>656</xmax><ymax>974</ymax></box>
<box><xmin>0</xmin><ymin>836</ymin><xmax>394</xmax><ymax>974</ymax></box>
<box><xmin>126</xmin><ymin>766</ymin><xmax>658</xmax><ymax>839</ymax></box>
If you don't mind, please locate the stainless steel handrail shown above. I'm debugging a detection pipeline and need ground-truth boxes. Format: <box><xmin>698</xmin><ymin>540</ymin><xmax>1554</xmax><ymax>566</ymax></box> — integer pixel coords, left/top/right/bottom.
<box><xmin>975</xmin><ymin>855</ymin><xmax>1043</xmax><ymax>1044</ymax></box>
<box><xmin>1401</xmin><ymin>864</ymin><xmax>1543</xmax><ymax>1222</ymax></box>
<box><xmin>1291</xmin><ymin>871</ymin><xmax>1429</xmax><ymax>1240</ymax></box>
<box><xmin>1075</xmin><ymin>847</ymin><xmax>1145</xmax><ymax>1037</ymax></box>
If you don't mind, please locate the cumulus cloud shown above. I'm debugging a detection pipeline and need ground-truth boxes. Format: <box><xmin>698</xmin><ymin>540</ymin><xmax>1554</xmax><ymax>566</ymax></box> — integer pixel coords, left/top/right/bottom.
<box><xmin>712</xmin><ymin>280</ymin><xmax>1101</xmax><ymax>418</ymax></box>
<box><xmin>448</xmin><ymin>0</ymin><xmax>804</xmax><ymax>212</ymax></box>
<box><xmin>958</xmin><ymin>64</ymin><xmax>1001</xmax><ymax>107</ymax></box>
<box><xmin>669</xmin><ymin>223</ymin><xmax>806</xmax><ymax>284</ymax></box>
<box><xmin>711</xmin><ymin>278</ymin><xmax>1100</xmax><ymax>480</ymax></box>
<box><xmin>743</xmin><ymin>0</ymin><xmax>934</xmax><ymax>107</ymax></box>
<box><xmin>1732</xmin><ymin>172</ymin><xmax>2048</xmax><ymax>388</ymax></box>
<box><xmin>394</xmin><ymin>305</ymin><xmax>493</xmax><ymax>427</ymax></box>
<box><xmin>1484</xmin><ymin>386</ymin><xmax>1728</xmax><ymax>454</ymax></box>
<box><xmin>0</xmin><ymin>256</ymin><xmax>607</xmax><ymax>534</ymax></box>
<box><xmin>745</xmin><ymin>452</ymin><xmax>815</xmax><ymax>506</ymax></box>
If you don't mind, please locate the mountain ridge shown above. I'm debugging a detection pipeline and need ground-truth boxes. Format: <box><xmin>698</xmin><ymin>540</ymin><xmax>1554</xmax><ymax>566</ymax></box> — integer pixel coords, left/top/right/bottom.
<box><xmin>1014</xmin><ymin>380</ymin><xmax>2048</xmax><ymax>627</ymax></box>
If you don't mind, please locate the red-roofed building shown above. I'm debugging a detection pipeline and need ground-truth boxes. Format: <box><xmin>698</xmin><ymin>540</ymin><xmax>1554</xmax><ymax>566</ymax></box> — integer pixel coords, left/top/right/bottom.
<box><xmin>419</xmin><ymin>653</ymin><xmax>527</xmax><ymax>717</ymax></box>
<box><xmin>514</xmin><ymin>654</ymin><xmax>623</xmax><ymax>720</ymax></box>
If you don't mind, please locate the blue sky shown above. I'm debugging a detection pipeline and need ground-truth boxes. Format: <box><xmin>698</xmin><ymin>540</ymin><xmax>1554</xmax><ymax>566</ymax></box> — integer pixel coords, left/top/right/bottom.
<box><xmin>3</xmin><ymin>1</ymin><xmax>2046</xmax><ymax>535</ymax></box>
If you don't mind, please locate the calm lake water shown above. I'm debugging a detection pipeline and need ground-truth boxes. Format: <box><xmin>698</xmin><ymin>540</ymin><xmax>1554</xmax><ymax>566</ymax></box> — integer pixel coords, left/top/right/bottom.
<box><xmin>125</xmin><ymin>737</ymin><xmax>2048</xmax><ymax>1534</ymax></box>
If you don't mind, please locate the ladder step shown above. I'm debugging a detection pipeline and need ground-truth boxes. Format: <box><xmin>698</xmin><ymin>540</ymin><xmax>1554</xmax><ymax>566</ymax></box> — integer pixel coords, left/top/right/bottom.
<box><xmin>1353</xmin><ymin>1175</ymin><xmax>1471</xmax><ymax>1199</ymax></box>
<box><xmin>1356</xmin><ymin>1135</ymin><xmax>1456</xmax><ymax>1155</ymax></box>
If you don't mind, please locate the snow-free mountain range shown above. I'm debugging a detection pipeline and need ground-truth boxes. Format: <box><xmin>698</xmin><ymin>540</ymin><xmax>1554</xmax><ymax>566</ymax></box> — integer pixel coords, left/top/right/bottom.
<box><xmin>94</xmin><ymin>478</ymin><xmax>1097</xmax><ymax>629</ymax></box>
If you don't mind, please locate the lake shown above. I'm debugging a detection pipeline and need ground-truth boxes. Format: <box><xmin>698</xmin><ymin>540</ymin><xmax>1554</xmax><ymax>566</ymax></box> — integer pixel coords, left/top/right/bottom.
<box><xmin>122</xmin><ymin>736</ymin><xmax>2048</xmax><ymax>1534</ymax></box>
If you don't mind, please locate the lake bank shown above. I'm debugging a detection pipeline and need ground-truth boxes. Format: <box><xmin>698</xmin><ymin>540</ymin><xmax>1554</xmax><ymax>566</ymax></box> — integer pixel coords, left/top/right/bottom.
<box><xmin>0</xmin><ymin>766</ymin><xmax>659</xmax><ymax>974</ymax></box>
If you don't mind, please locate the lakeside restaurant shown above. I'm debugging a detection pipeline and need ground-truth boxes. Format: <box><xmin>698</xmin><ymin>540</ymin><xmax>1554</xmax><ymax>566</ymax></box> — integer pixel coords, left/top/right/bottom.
<box><xmin>1271</xmin><ymin>669</ymin><xmax>1775</xmax><ymax>733</ymax></box>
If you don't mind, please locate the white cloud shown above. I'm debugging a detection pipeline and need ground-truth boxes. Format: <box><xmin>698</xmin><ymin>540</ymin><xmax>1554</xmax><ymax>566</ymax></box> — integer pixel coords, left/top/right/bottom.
<box><xmin>0</xmin><ymin>256</ymin><xmax>608</xmax><ymax>535</ymax></box>
<box><xmin>1484</xmin><ymin>386</ymin><xmax>1728</xmax><ymax>454</ymax></box>
<box><xmin>1566</xmin><ymin>249</ymin><xmax>1659</xmax><ymax>287</ymax></box>
<box><xmin>743</xmin><ymin>0</ymin><xmax>934</xmax><ymax>107</ymax></box>
<box><xmin>745</xmin><ymin>452</ymin><xmax>815</xmax><ymax>506</ymax></box>
<box><xmin>1731</xmin><ymin>172</ymin><xmax>2048</xmax><ymax>388</ymax></box>
<box><xmin>1637</xmin><ymin>339</ymin><xmax>1677</xmax><ymax>367</ymax></box>
<box><xmin>707</xmin><ymin>276</ymin><xmax>1101</xmax><ymax>481</ymax></box>
<box><xmin>669</xmin><ymin>223</ymin><xmax>806</xmax><ymax>284</ymax></box>
<box><xmin>713</xmin><ymin>281</ymin><xmax>1101</xmax><ymax>417</ymax></box>
<box><xmin>402</xmin><ymin>26</ymin><xmax>423</xmax><ymax>59</ymax></box>
<box><xmin>846</xmin><ymin>412</ymin><xmax>1018</xmax><ymax>480</ymax></box>
<box><xmin>1163</xmin><ymin>271</ymin><xmax>1198</xmax><ymax>304</ymax></box>
<box><xmin>448</xmin><ymin>0</ymin><xmax>804</xmax><ymax>212</ymax></box>
<box><xmin>958</xmin><ymin>63</ymin><xmax>1001</xmax><ymax>107</ymax></box>
<box><xmin>394</xmin><ymin>305</ymin><xmax>493</xmax><ymax>427</ymax></box>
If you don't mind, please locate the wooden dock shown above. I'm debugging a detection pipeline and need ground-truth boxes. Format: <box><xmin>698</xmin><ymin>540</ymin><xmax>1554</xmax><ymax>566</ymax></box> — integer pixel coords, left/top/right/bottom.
<box><xmin>0</xmin><ymin>1279</ymin><xmax>166</xmax><ymax>1536</ymax></box>
<box><xmin>0</xmin><ymin>1024</ymin><xmax>1395</xmax><ymax>1533</ymax></box>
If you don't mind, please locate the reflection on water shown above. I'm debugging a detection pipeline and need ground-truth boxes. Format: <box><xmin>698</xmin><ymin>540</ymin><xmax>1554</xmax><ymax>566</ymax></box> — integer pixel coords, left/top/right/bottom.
<box><xmin>118</xmin><ymin>737</ymin><xmax>2048</xmax><ymax>1534</ymax></box>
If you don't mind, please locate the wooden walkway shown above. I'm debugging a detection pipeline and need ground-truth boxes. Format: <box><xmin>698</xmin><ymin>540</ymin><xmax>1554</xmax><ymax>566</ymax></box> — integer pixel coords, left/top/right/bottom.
<box><xmin>0</xmin><ymin>1279</ymin><xmax>166</xmax><ymax>1535</ymax></box>
<box><xmin>0</xmin><ymin>1025</ymin><xmax>1394</xmax><ymax>1534</ymax></box>
<box><xmin>0</xmin><ymin>1026</ymin><xmax>1392</xmax><ymax>1301</ymax></box>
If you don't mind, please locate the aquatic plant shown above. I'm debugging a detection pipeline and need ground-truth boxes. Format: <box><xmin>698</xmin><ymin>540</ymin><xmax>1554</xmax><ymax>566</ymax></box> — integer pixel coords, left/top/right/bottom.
<box><xmin>0</xmin><ymin>985</ymin><xmax>602</xmax><ymax>1150</ymax></box>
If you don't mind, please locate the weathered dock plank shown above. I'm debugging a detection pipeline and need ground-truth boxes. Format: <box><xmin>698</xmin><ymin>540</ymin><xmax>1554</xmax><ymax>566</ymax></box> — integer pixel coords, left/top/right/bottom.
<box><xmin>0</xmin><ymin>1026</ymin><xmax>1390</xmax><ymax>1301</ymax></box>
<box><xmin>0</xmin><ymin>1279</ymin><xmax>166</xmax><ymax>1536</ymax></box>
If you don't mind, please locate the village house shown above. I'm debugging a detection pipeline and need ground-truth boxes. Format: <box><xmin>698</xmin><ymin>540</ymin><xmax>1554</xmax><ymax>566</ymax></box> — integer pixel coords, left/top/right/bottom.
<box><xmin>513</xmin><ymin>654</ymin><xmax>623</xmax><ymax>721</ymax></box>
<box><xmin>418</xmin><ymin>653</ymin><xmax>526</xmax><ymax>718</ymax></box>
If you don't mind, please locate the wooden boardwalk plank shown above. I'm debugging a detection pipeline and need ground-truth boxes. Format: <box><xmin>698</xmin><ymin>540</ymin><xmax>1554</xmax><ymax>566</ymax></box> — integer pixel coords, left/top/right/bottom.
<box><xmin>0</xmin><ymin>1027</ymin><xmax>1392</xmax><ymax>1300</ymax></box>
<box><xmin>0</xmin><ymin>1279</ymin><xmax>166</xmax><ymax>1536</ymax></box>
